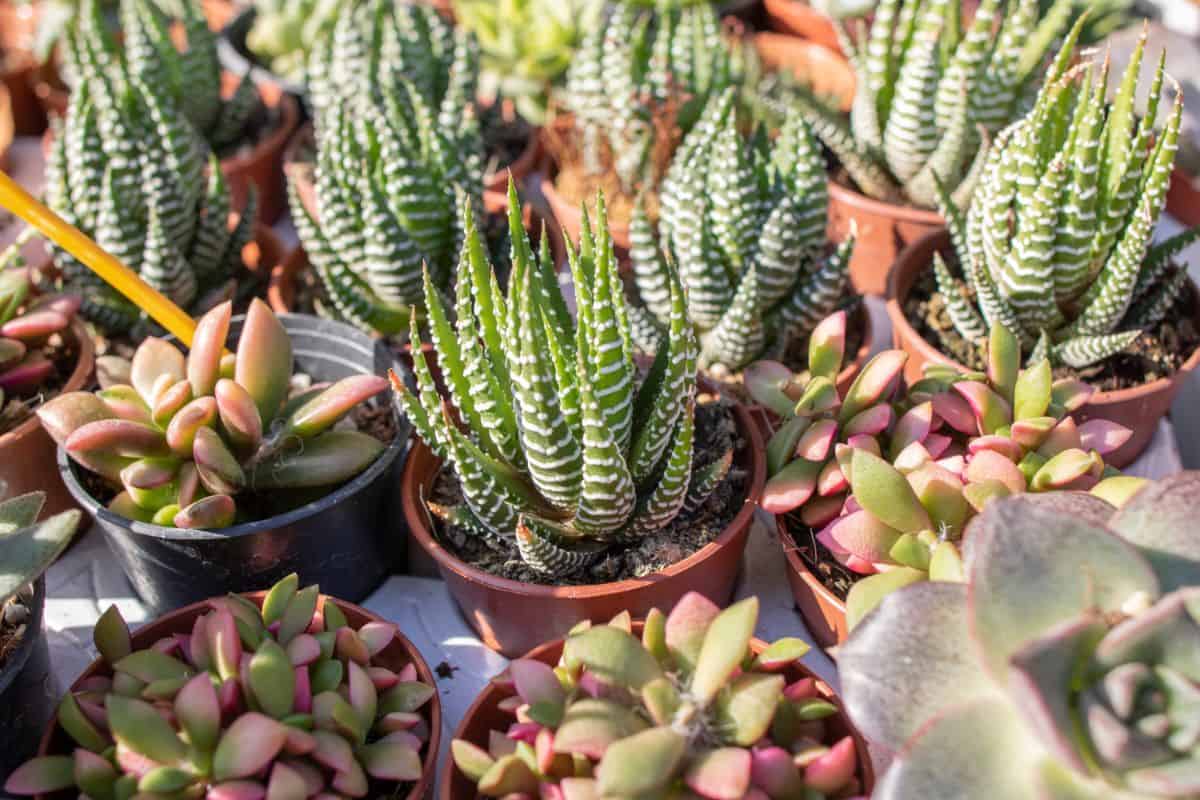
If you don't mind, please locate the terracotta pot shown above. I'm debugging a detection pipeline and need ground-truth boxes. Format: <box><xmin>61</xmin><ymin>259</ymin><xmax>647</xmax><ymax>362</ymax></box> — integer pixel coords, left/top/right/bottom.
<box><xmin>540</xmin><ymin>172</ymin><xmax>635</xmax><ymax>265</ymax></box>
<box><xmin>762</xmin><ymin>0</ymin><xmax>842</xmax><ymax>53</ymax></box>
<box><xmin>777</xmin><ymin>514</ymin><xmax>849</xmax><ymax>648</ymax></box>
<box><xmin>828</xmin><ymin>178</ymin><xmax>943</xmax><ymax>296</ymax></box>
<box><xmin>403</xmin><ymin>398</ymin><xmax>767</xmax><ymax>658</ymax></box>
<box><xmin>1167</xmin><ymin>165</ymin><xmax>1200</xmax><ymax>227</ymax></box>
<box><xmin>0</xmin><ymin>82</ymin><xmax>13</xmax><ymax>171</ymax></box>
<box><xmin>201</xmin><ymin>0</ymin><xmax>236</xmax><ymax>31</ymax></box>
<box><xmin>0</xmin><ymin>315</ymin><xmax>94</xmax><ymax>518</ymax></box>
<box><xmin>441</xmin><ymin>621</ymin><xmax>875</xmax><ymax>799</ymax></box>
<box><xmin>753</xmin><ymin>31</ymin><xmax>855</xmax><ymax>113</ymax></box>
<box><xmin>887</xmin><ymin>228</ymin><xmax>1200</xmax><ymax>468</ymax></box>
<box><xmin>0</xmin><ymin>1</ymin><xmax>46</xmax><ymax>135</ymax></box>
<box><xmin>33</xmin><ymin>590</ymin><xmax>441</xmax><ymax>800</ymax></box>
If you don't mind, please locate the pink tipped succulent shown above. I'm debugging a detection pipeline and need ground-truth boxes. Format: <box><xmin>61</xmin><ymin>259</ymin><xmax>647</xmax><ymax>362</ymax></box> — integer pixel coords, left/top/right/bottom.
<box><xmin>839</xmin><ymin>473</ymin><xmax>1200</xmax><ymax>800</ymax></box>
<box><xmin>36</xmin><ymin>299</ymin><xmax>389</xmax><ymax>530</ymax></box>
<box><xmin>0</xmin><ymin>268</ymin><xmax>81</xmax><ymax>433</ymax></box>
<box><xmin>4</xmin><ymin>574</ymin><xmax>434</xmax><ymax>799</ymax></box>
<box><xmin>748</xmin><ymin>320</ymin><xmax>1131</xmax><ymax>630</ymax></box>
<box><xmin>451</xmin><ymin>593</ymin><xmax>863</xmax><ymax>798</ymax></box>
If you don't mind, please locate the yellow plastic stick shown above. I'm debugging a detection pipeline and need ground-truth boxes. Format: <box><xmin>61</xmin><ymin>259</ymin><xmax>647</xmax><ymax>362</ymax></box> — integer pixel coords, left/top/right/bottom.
<box><xmin>0</xmin><ymin>170</ymin><xmax>199</xmax><ymax>346</ymax></box>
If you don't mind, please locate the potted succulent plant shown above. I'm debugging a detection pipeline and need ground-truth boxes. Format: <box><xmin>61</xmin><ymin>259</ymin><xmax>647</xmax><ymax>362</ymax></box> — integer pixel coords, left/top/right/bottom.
<box><xmin>38</xmin><ymin>300</ymin><xmax>409</xmax><ymax>613</ymax></box>
<box><xmin>795</xmin><ymin>0</ymin><xmax>1082</xmax><ymax>294</ymax></box>
<box><xmin>42</xmin><ymin>0</ymin><xmax>299</xmax><ymax>223</ymax></box>
<box><xmin>5</xmin><ymin>574</ymin><xmax>440</xmax><ymax>800</ymax></box>
<box><xmin>629</xmin><ymin>88</ymin><xmax>868</xmax><ymax>400</ymax></box>
<box><xmin>397</xmin><ymin>193</ymin><xmax>765</xmax><ymax>657</ymax></box>
<box><xmin>837</xmin><ymin>473</ymin><xmax>1200</xmax><ymax>798</ymax></box>
<box><xmin>888</xmin><ymin>34</ymin><xmax>1200</xmax><ymax>467</ymax></box>
<box><xmin>447</xmin><ymin>593</ymin><xmax>872</xmax><ymax>799</ymax></box>
<box><xmin>216</xmin><ymin>0</ymin><xmax>341</xmax><ymax>97</ymax></box>
<box><xmin>0</xmin><ymin>258</ymin><xmax>95</xmax><ymax>516</ymax></box>
<box><xmin>749</xmin><ymin>320</ymin><xmax>1129</xmax><ymax>647</ymax></box>
<box><xmin>0</xmin><ymin>487</ymin><xmax>83</xmax><ymax>778</ymax></box>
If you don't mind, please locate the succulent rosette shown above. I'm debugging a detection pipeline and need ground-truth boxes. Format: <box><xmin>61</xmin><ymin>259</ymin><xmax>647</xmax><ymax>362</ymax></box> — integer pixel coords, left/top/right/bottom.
<box><xmin>839</xmin><ymin>473</ymin><xmax>1200</xmax><ymax>799</ymax></box>
<box><xmin>452</xmin><ymin>593</ymin><xmax>865</xmax><ymax>798</ymax></box>
<box><xmin>4</xmin><ymin>574</ymin><xmax>436</xmax><ymax>799</ymax></box>
<box><xmin>748</xmin><ymin>317</ymin><xmax>1130</xmax><ymax>626</ymax></box>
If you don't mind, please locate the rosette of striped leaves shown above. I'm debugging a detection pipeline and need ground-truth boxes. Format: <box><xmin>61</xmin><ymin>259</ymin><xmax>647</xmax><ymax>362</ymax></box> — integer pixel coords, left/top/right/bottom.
<box><xmin>932</xmin><ymin>32</ymin><xmax>1199</xmax><ymax>369</ymax></box>
<box><xmin>44</xmin><ymin>21</ymin><xmax>252</xmax><ymax>334</ymax></box>
<box><xmin>631</xmin><ymin>89</ymin><xmax>853</xmax><ymax>371</ymax></box>
<box><xmin>292</xmin><ymin>0</ymin><xmax>485</xmax><ymax>336</ymax></box>
<box><xmin>390</xmin><ymin>185</ymin><xmax>734</xmax><ymax>578</ymax></box>
<box><xmin>794</xmin><ymin>0</ymin><xmax>1081</xmax><ymax>210</ymax></box>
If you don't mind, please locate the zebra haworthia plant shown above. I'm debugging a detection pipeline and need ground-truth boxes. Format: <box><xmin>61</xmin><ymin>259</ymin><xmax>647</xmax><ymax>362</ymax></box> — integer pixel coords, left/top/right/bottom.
<box><xmin>749</xmin><ymin>319</ymin><xmax>1130</xmax><ymax>628</ymax></box>
<box><xmin>5</xmin><ymin>574</ymin><xmax>435</xmax><ymax>799</ymax></box>
<box><xmin>797</xmin><ymin>0</ymin><xmax>1080</xmax><ymax>209</ymax></box>
<box><xmin>292</xmin><ymin>0</ymin><xmax>484</xmax><ymax>337</ymax></box>
<box><xmin>45</xmin><ymin>21</ymin><xmax>255</xmax><ymax>334</ymax></box>
<box><xmin>453</xmin><ymin>595</ymin><xmax>862</xmax><ymax>798</ymax></box>
<box><xmin>37</xmin><ymin>300</ymin><xmax>388</xmax><ymax>531</ymax></box>
<box><xmin>632</xmin><ymin>89</ymin><xmax>853</xmax><ymax>371</ymax></box>
<box><xmin>838</xmin><ymin>474</ymin><xmax>1200</xmax><ymax>799</ymax></box>
<box><xmin>391</xmin><ymin>190</ymin><xmax>736</xmax><ymax>579</ymax></box>
<box><xmin>933</xmin><ymin>32</ymin><xmax>1198</xmax><ymax>369</ymax></box>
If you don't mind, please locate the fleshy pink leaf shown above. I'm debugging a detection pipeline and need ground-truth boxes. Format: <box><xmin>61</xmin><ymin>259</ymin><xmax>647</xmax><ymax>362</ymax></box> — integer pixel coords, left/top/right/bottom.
<box><xmin>189</xmin><ymin>301</ymin><xmax>232</xmax><ymax>398</ymax></box>
<box><xmin>212</xmin><ymin>713</ymin><xmax>288</xmax><ymax>782</ymax></box>
<box><xmin>235</xmin><ymin>299</ymin><xmax>293</xmax><ymax>427</ymax></box>
<box><xmin>1078</xmin><ymin>419</ymin><xmax>1132</xmax><ymax>456</ymax></box>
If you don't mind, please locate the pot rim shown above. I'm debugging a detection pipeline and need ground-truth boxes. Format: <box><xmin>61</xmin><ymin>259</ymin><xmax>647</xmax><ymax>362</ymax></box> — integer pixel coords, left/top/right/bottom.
<box><xmin>886</xmin><ymin>227</ymin><xmax>1200</xmax><ymax>405</ymax></box>
<box><xmin>776</xmin><ymin>513</ymin><xmax>847</xmax><ymax>614</ymax></box>
<box><xmin>827</xmin><ymin>176</ymin><xmax>945</xmax><ymax>226</ymax></box>
<box><xmin>0</xmin><ymin>577</ymin><xmax>45</xmax><ymax>697</ymax></box>
<box><xmin>56</xmin><ymin>312</ymin><xmax>409</xmax><ymax>543</ymax></box>
<box><xmin>0</xmin><ymin>316</ymin><xmax>95</xmax><ymax>452</ymax></box>
<box><xmin>33</xmin><ymin>588</ymin><xmax>441</xmax><ymax>800</ymax></box>
<box><xmin>404</xmin><ymin>396</ymin><xmax>766</xmax><ymax>601</ymax></box>
<box><xmin>218</xmin><ymin>73</ymin><xmax>301</xmax><ymax>175</ymax></box>
<box><xmin>439</xmin><ymin>618</ymin><xmax>874</xmax><ymax>799</ymax></box>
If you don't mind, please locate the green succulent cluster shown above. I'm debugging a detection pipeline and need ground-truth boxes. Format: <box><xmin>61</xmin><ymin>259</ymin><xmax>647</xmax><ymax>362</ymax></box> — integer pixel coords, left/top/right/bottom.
<box><xmin>562</xmin><ymin>0</ymin><xmax>742</xmax><ymax>193</ymax></box>
<box><xmin>45</xmin><ymin>14</ymin><xmax>255</xmax><ymax>335</ymax></box>
<box><xmin>632</xmin><ymin>89</ymin><xmax>852</xmax><ymax>372</ymax></box>
<box><xmin>932</xmin><ymin>33</ymin><xmax>1200</xmax><ymax>371</ymax></box>
<box><xmin>0</xmin><ymin>485</ymin><xmax>82</xmax><ymax>612</ymax></box>
<box><xmin>453</xmin><ymin>595</ymin><xmax>863</xmax><ymax>798</ymax></box>
<box><xmin>392</xmin><ymin>191</ymin><xmax>738</xmax><ymax>579</ymax></box>
<box><xmin>5</xmin><ymin>574</ymin><xmax>435</xmax><ymax>799</ymax></box>
<box><xmin>840</xmin><ymin>473</ymin><xmax>1200</xmax><ymax>799</ymax></box>
<box><xmin>292</xmin><ymin>0</ymin><xmax>485</xmax><ymax>337</ymax></box>
<box><xmin>797</xmin><ymin>0</ymin><xmax>1080</xmax><ymax>210</ymax></box>
<box><xmin>245</xmin><ymin>0</ymin><xmax>348</xmax><ymax>83</ymax></box>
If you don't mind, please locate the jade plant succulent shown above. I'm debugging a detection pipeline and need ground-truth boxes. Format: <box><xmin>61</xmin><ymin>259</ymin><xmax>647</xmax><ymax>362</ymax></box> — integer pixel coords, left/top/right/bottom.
<box><xmin>838</xmin><ymin>473</ymin><xmax>1200</xmax><ymax>799</ymax></box>
<box><xmin>0</xmin><ymin>264</ymin><xmax>81</xmax><ymax>434</ymax></box>
<box><xmin>45</xmin><ymin>28</ymin><xmax>255</xmax><ymax>335</ymax></box>
<box><xmin>4</xmin><ymin>573</ymin><xmax>435</xmax><ymax>799</ymax></box>
<box><xmin>452</xmin><ymin>594</ymin><xmax>863</xmax><ymax>798</ymax></box>
<box><xmin>0</xmin><ymin>485</ymin><xmax>83</xmax><ymax>616</ymax></box>
<box><xmin>293</xmin><ymin>0</ymin><xmax>484</xmax><ymax>337</ymax></box>
<box><xmin>632</xmin><ymin>89</ymin><xmax>853</xmax><ymax>371</ymax></box>
<box><xmin>66</xmin><ymin>0</ymin><xmax>261</xmax><ymax>155</ymax></box>
<box><xmin>932</xmin><ymin>31</ymin><xmax>1198</xmax><ymax>369</ymax></box>
<box><xmin>796</xmin><ymin>0</ymin><xmax>1080</xmax><ymax>209</ymax></box>
<box><xmin>245</xmin><ymin>0</ymin><xmax>348</xmax><ymax>84</ymax></box>
<box><xmin>36</xmin><ymin>299</ymin><xmax>388</xmax><ymax>531</ymax></box>
<box><xmin>562</xmin><ymin>0</ymin><xmax>742</xmax><ymax>193</ymax></box>
<box><xmin>748</xmin><ymin>318</ymin><xmax>1130</xmax><ymax>627</ymax></box>
<box><xmin>391</xmin><ymin>189</ymin><xmax>739</xmax><ymax>578</ymax></box>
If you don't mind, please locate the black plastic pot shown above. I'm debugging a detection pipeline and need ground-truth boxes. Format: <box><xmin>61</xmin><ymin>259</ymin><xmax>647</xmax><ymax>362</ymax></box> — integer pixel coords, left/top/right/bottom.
<box><xmin>59</xmin><ymin>314</ymin><xmax>413</xmax><ymax>616</ymax></box>
<box><xmin>217</xmin><ymin>8</ymin><xmax>308</xmax><ymax>103</ymax></box>
<box><xmin>0</xmin><ymin>579</ymin><xmax>56</xmax><ymax>781</ymax></box>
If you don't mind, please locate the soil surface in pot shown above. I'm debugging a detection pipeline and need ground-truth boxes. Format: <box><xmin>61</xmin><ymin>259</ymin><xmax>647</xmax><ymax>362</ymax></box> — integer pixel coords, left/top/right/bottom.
<box><xmin>428</xmin><ymin>394</ymin><xmax>748</xmax><ymax>585</ymax></box>
<box><xmin>77</xmin><ymin>398</ymin><xmax>398</xmax><ymax>524</ymax></box>
<box><xmin>904</xmin><ymin>260</ymin><xmax>1200</xmax><ymax>392</ymax></box>
<box><xmin>781</xmin><ymin>512</ymin><xmax>856</xmax><ymax>601</ymax></box>
<box><xmin>705</xmin><ymin>294</ymin><xmax>866</xmax><ymax>405</ymax></box>
<box><xmin>0</xmin><ymin>326</ymin><xmax>80</xmax><ymax>435</ymax></box>
<box><xmin>0</xmin><ymin>586</ymin><xmax>34</xmax><ymax>670</ymax></box>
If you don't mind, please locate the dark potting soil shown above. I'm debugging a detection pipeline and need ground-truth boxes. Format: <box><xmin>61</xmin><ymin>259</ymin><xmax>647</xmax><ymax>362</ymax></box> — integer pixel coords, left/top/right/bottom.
<box><xmin>213</xmin><ymin>100</ymin><xmax>278</xmax><ymax>162</ymax></box>
<box><xmin>480</xmin><ymin>104</ymin><xmax>535</xmax><ymax>184</ymax></box>
<box><xmin>428</xmin><ymin>394</ymin><xmax>748</xmax><ymax>586</ymax></box>
<box><xmin>903</xmin><ymin>261</ymin><xmax>1200</xmax><ymax>392</ymax></box>
<box><xmin>0</xmin><ymin>328</ymin><xmax>81</xmax><ymax>435</ymax></box>
<box><xmin>704</xmin><ymin>294</ymin><xmax>867</xmax><ymax>406</ymax></box>
<box><xmin>0</xmin><ymin>587</ymin><xmax>33</xmax><ymax>671</ymax></box>
<box><xmin>781</xmin><ymin>513</ymin><xmax>857</xmax><ymax>602</ymax></box>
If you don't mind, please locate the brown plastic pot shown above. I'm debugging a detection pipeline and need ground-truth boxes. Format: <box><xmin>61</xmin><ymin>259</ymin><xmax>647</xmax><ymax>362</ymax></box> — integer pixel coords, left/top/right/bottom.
<box><xmin>201</xmin><ymin>0</ymin><xmax>235</xmax><ymax>30</ymax></box>
<box><xmin>887</xmin><ymin>228</ymin><xmax>1200</xmax><ymax>468</ymax></box>
<box><xmin>33</xmin><ymin>590</ymin><xmax>441</xmax><ymax>800</ymax></box>
<box><xmin>441</xmin><ymin>621</ymin><xmax>875</xmax><ymax>799</ymax></box>
<box><xmin>0</xmin><ymin>82</ymin><xmax>13</xmax><ymax>171</ymax></box>
<box><xmin>540</xmin><ymin>171</ymin><xmax>634</xmax><ymax>262</ymax></box>
<box><xmin>829</xmin><ymin>178</ymin><xmax>943</xmax><ymax>296</ymax></box>
<box><xmin>753</xmin><ymin>31</ymin><xmax>855</xmax><ymax>113</ymax></box>
<box><xmin>1167</xmin><ymin>165</ymin><xmax>1200</xmax><ymax>228</ymax></box>
<box><xmin>0</xmin><ymin>1</ymin><xmax>46</xmax><ymax>135</ymax></box>
<box><xmin>777</xmin><ymin>514</ymin><xmax>849</xmax><ymax>648</ymax></box>
<box><xmin>0</xmin><ymin>315</ymin><xmax>94</xmax><ymax>518</ymax></box>
<box><xmin>762</xmin><ymin>0</ymin><xmax>842</xmax><ymax>52</ymax></box>
<box><xmin>403</xmin><ymin>398</ymin><xmax>766</xmax><ymax>658</ymax></box>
